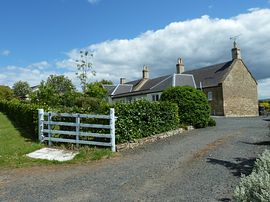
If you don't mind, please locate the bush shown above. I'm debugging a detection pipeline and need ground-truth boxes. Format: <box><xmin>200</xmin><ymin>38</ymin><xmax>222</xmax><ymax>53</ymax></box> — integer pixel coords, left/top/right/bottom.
<box><xmin>0</xmin><ymin>100</ymin><xmax>45</xmax><ymax>140</ymax></box>
<box><xmin>0</xmin><ymin>98</ymin><xmax>179</xmax><ymax>145</ymax></box>
<box><xmin>114</xmin><ymin>99</ymin><xmax>179</xmax><ymax>143</ymax></box>
<box><xmin>0</xmin><ymin>85</ymin><xmax>14</xmax><ymax>101</ymax></box>
<box><xmin>207</xmin><ymin>117</ymin><xmax>216</xmax><ymax>127</ymax></box>
<box><xmin>234</xmin><ymin>149</ymin><xmax>270</xmax><ymax>202</ymax></box>
<box><xmin>74</xmin><ymin>96</ymin><xmax>110</xmax><ymax>114</ymax></box>
<box><xmin>160</xmin><ymin>86</ymin><xmax>211</xmax><ymax>128</ymax></box>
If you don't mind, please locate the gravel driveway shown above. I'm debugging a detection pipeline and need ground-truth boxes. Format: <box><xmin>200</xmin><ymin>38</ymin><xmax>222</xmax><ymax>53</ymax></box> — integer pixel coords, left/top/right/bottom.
<box><xmin>0</xmin><ymin>117</ymin><xmax>269</xmax><ymax>202</ymax></box>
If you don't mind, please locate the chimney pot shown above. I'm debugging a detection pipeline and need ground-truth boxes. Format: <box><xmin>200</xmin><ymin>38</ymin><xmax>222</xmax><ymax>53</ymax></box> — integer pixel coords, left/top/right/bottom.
<box><xmin>142</xmin><ymin>65</ymin><xmax>149</xmax><ymax>79</ymax></box>
<box><xmin>231</xmin><ymin>42</ymin><xmax>241</xmax><ymax>60</ymax></box>
<box><xmin>176</xmin><ymin>58</ymin><xmax>185</xmax><ymax>74</ymax></box>
<box><xmin>120</xmin><ymin>78</ymin><xmax>126</xmax><ymax>84</ymax></box>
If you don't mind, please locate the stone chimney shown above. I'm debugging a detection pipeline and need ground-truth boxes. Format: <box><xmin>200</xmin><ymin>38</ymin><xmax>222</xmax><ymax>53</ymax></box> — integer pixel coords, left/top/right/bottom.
<box><xmin>231</xmin><ymin>41</ymin><xmax>241</xmax><ymax>60</ymax></box>
<box><xmin>142</xmin><ymin>65</ymin><xmax>149</xmax><ymax>79</ymax></box>
<box><xmin>176</xmin><ymin>58</ymin><xmax>185</xmax><ymax>74</ymax></box>
<box><xmin>120</xmin><ymin>78</ymin><xmax>126</xmax><ymax>84</ymax></box>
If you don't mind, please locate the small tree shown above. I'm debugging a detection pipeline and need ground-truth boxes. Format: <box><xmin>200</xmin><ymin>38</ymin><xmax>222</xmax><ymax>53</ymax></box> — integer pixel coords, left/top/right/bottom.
<box><xmin>160</xmin><ymin>86</ymin><xmax>211</xmax><ymax>128</ymax></box>
<box><xmin>0</xmin><ymin>85</ymin><xmax>14</xmax><ymax>101</ymax></box>
<box><xmin>30</xmin><ymin>75</ymin><xmax>76</xmax><ymax>106</ymax></box>
<box><xmin>12</xmin><ymin>81</ymin><xmax>31</xmax><ymax>99</ymax></box>
<box><xmin>86</xmin><ymin>80</ymin><xmax>113</xmax><ymax>99</ymax></box>
<box><xmin>260</xmin><ymin>102</ymin><xmax>270</xmax><ymax>111</ymax></box>
<box><xmin>75</xmin><ymin>50</ymin><xmax>96</xmax><ymax>92</ymax></box>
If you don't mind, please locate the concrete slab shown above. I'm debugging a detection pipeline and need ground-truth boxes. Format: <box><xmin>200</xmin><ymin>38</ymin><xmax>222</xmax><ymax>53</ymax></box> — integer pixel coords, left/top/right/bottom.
<box><xmin>26</xmin><ymin>148</ymin><xmax>79</xmax><ymax>162</ymax></box>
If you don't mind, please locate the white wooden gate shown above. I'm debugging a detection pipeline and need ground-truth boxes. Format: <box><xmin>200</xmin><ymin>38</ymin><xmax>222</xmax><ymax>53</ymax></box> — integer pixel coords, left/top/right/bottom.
<box><xmin>38</xmin><ymin>108</ymin><xmax>116</xmax><ymax>152</ymax></box>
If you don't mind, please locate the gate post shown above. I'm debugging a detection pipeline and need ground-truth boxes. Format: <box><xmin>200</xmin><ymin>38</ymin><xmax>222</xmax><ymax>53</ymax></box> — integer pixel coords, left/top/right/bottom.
<box><xmin>110</xmin><ymin>108</ymin><xmax>116</xmax><ymax>152</ymax></box>
<box><xmin>38</xmin><ymin>109</ymin><xmax>44</xmax><ymax>142</ymax></box>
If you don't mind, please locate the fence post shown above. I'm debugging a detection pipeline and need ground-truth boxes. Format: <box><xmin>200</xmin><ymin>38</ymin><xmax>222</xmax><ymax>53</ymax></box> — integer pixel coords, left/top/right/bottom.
<box><xmin>38</xmin><ymin>109</ymin><xmax>44</xmax><ymax>142</ymax></box>
<box><xmin>48</xmin><ymin>112</ymin><xmax>52</xmax><ymax>146</ymax></box>
<box><xmin>110</xmin><ymin>108</ymin><xmax>116</xmax><ymax>152</ymax></box>
<box><xmin>76</xmin><ymin>114</ymin><xmax>80</xmax><ymax>147</ymax></box>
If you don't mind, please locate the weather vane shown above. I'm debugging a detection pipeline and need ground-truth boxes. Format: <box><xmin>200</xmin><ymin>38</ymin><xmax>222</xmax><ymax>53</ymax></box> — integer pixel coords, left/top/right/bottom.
<box><xmin>230</xmin><ymin>34</ymin><xmax>241</xmax><ymax>48</ymax></box>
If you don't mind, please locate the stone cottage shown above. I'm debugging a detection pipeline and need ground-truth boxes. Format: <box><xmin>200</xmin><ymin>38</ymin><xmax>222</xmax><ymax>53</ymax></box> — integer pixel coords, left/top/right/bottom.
<box><xmin>103</xmin><ymin>63</ymin><xmax>196</xmax><ymax>103</ymax></box>
<box><xmin>104</xmin><ymin>43</ymin><xmax>258</xmax><ymax>117</ymax></box>
<box><xmin>183</xmin><ymin>43</ymin><xmax>258</xmax><ymax>117</ymax></box>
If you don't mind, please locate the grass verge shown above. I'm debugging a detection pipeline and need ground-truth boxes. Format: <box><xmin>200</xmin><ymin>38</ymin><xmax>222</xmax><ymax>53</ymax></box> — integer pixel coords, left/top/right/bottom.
<box><xmin>0</xmin><ymin>112</ymin><xmax>113</xmax><ymax>169</ymax></box>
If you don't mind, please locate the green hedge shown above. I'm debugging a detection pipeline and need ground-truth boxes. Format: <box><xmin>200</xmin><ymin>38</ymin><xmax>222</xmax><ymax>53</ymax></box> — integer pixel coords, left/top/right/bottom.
<box><xmin>0</xmin><ymin>99</ymin><xmax>180</xmax><ymax>144</ymax></box>
<box><xmin>0</xmin><ymin>100</ymin><xmax>43</xmax><ymax>140</ymax></box>
<box><xmin>114</xmin><ymin>99</ymin><xmax>179</xmax><ymax>143</ymax></box>
<box><xmin>160</xmin><ymin>86</ymin><xmax>212</xmax><ymax>128</ymax></box>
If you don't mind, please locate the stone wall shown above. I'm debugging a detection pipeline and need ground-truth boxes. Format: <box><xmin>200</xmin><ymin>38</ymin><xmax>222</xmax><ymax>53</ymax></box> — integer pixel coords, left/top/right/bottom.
<box><xmin>203</xmin><ymin>85</ymin><xmax>224</xmax><ymax>116</ymax></box>
<box><xmin>222</xmin><ymin>59</ymin><xmax>258</xmax><ymax>117</ymax></box>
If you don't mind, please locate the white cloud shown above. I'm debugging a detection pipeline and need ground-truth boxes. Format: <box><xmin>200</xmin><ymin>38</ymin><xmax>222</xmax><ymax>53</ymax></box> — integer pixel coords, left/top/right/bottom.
<box><xmin>1</xmin><ymin>8</ymin><xmax>270</xmax><ymax>98</ymax></box>
<box><xmin>1</xmin><ymin>50</ymin><xmax>11</xmax><ymax>56</ymax></box>
<box><xmin>0</xmin><ymin>61</ymin><xmax>55</xmax><ymax>87</ymax></box>
<box><xmin>27</xmin><ymin>61</ymin><xmax>50</xmax><ymax>70</ymax></box>
<box><xmin>87</xmin><ymin>0</ymin><xmax>100</xmax><ymax>4</ymax></box>
<box><xmin>258</xmin><ymin>78</ymin><xmax>270</xmax><ymax>99</ymax></box>
<box><xmin>62</xmin><ymin>9</ymin><xmax>270</xmax><ymax>85</ymax></box>
<box><xmin>248</xmin><ymin>8</ymin><xmax>260</xmax><ymax>12</ymax></box>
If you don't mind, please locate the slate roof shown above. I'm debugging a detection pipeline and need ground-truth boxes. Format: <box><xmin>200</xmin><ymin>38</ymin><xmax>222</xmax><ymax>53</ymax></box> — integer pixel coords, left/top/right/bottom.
<box><xmin>111</xmin><ymin>74</ymin><xmax>195</xmax><ymax>98</ymax></box>
<box><xmin>126</xmin><ymin>75</ymin><xmax>171</xmax><ymax>91</ymax></box>
<box><xmin>183</xmin><ymin>60</ymin><xmax>233</xmax><ymax>88</ymax></box>
<box><xmin>103</xmin><ymin>85</ymin><xmax>117</xmax><ymax>95</ymax></box>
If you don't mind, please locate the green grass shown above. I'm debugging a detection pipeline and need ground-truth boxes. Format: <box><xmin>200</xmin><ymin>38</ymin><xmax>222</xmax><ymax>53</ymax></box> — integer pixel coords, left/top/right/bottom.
<box><xmin>0</xmin><ymin>112</ymin><xmax>113</xmax><ymax>169</ymax></box>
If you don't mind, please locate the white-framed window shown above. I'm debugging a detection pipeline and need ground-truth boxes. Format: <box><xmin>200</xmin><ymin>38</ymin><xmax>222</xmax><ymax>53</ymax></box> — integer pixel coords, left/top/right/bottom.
<box><xmin>208</xmin><ymin>91</ymin><xmax>213</xmax><ymax>101</ymax></box>
<box><xmin>152</xmin><ymin>94</ymin><xmax>160</xmax><ymax>101</ymax></box>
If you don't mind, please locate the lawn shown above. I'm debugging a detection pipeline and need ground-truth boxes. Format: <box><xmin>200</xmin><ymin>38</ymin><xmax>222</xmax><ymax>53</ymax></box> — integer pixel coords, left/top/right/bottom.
<box><xmin>0</xmin><ymin>112</ymin><xmax>113</xmax><ymax>169</ymax></box>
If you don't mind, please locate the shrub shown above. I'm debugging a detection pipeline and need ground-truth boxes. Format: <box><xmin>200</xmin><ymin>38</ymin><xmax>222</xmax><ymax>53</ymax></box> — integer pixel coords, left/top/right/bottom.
<box><xmin>234</xmin><ymin>149</ymin><xmax>270</xmax><ymax>202</ymax></box>
<box><xmin>74</xmin><ymin>96</ymin><xmax>110</xmax><ymax>114</ymax></box>
<box><xmin>207</xmin><ymin>117</ymin><xmax>216</xmax><ymax>127</ymax></box>
<box><xmin>0</xmin><ymin>100</ymin><xmax>45</xmax><ymax>140</ymax></box>
<box><xmin>0</xmin><ymin>85</ymin><xmax>14</xmax><ymax>101</ymax></box>
<box><xmin>160</xmin><ymin>86</ymin><xmax>211</xmax><ymax>128</ymax></box>
<box><xmin>114</xmin><ymin>99</ymin><xmax>179</xmax><ymax>143</ymax></box>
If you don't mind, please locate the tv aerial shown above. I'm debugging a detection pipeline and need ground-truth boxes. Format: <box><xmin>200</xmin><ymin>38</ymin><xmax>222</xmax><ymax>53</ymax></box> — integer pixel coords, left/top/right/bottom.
<box><xmin>230</xmin><ymin>34</ymin><xmax>241</xmax><ymax>48</ymax></box>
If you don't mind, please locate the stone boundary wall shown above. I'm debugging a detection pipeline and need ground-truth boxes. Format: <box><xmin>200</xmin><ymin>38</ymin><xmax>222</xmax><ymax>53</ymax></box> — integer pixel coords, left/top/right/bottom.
<box><xmin>117</xmin><ymin>126</ymin><xmax>194</xmax><ymax>151</ymax></box>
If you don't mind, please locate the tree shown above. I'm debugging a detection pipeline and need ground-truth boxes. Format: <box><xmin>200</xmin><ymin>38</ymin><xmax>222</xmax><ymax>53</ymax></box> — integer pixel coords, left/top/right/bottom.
<box><xmin>46</xmin><ymin>74</ymin><xmax>75</xmax><ymax>94</ymax></box>
<box><xmin>85</xmin><ymin>80</ymin><xmax>113</xmax><ymax>99</ymax></box>
<box><xmin>75</xmin><ymin>50</ymin><xmax>96</xmax><ymax>92</ymax></box>
<box><xmin>12</xmin><ymin>81</ymin><xmax>31</xmax><ymax>99</ymax></box>
<box><xmin>0</xmin><ymin>85</ymin><xmax>14</xmax><ymax>101</ymax></box>
<box><xmin>30</xmin><ymin>75</ymin><xmax>76</xmax><ymax>106</ymax></box>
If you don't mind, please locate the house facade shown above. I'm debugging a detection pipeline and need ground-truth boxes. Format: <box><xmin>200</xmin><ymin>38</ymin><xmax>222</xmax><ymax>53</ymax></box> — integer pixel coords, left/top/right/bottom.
<box><xmin>103</xmin><ymin>62</ymin><xmax>196</xmax><ymax>104</ymax></box>
<box><xmin>104</xmin><ymin>43</ymin><xmax>258</xmax><ymax>117</ymax></box>
<box><xmin>184</xmin><ymin>43</ymin><xmax>258</xmax><ymax>117</ymax></box>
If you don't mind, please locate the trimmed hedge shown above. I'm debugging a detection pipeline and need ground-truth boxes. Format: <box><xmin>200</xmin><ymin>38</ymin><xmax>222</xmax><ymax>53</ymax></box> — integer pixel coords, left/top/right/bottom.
<box><xmin>0</xmin><ymin>99</ymin><xmax>179</xmax><ymax>144</ymax></box>
<box><xmin>234</xmin><ymin>149</ymin><xmax>270</xmax><ymax>201</ymax></box>
<box><xmin>114</xmin><ymin>99</ymin><xmax>179</xmax><ymax>143</ymax></box>
<box><xmin>0</xmin><ymin>100</ymin><xmax>46</xmax><ymax>140</ymax></box>
<box><xmin>160</xmin><ymin>86</ymin><xmax>212</xmax><ymax>128</ymax></box>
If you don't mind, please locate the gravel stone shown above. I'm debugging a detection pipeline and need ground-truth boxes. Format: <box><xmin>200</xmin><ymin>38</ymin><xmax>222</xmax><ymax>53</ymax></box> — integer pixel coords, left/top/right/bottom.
<box><xmin>0</xmin><ymin>117</ymin><xmax>269</xmax><ymax>202</ymax></box>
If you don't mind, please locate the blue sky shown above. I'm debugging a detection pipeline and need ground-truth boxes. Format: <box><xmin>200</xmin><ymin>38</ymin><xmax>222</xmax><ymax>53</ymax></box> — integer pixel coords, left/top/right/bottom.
<box><xmin>1</xmin><ymin>0</ymin><xmax>270</xmax><ymax>98</ymax></box>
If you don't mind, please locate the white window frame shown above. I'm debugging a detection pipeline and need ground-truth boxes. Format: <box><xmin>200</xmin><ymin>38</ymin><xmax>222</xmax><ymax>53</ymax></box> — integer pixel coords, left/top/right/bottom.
<box><xmin>152</xmin><ymin>94</ymin><xmax>160</xmax><ymax>101</ymax></box>
<box><xmin>208</xmin><ymin>91</ymin><xmax>213</xmax><ymax>101</ymax></box>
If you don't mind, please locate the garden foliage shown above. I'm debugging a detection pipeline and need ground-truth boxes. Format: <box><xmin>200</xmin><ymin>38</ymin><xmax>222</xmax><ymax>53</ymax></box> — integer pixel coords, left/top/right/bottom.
<box><xmin>160</xmin><ymin>86</ymin><xmax>212</xmax><ymax>128</ymax></box>
<box><xmin>114</xmin><ymin>99</ymin><xmax>179</xmax><ymax>143</ymax></box>
<box><xmin>0</xmin><ymin>99</ymin><xmax>44</xmax><ymax>139</ymax></box>
<box><xmin>234</xmin><ymin>149</ymin><xmax>270</xmax><ymax>202</ymax></box>
<box><xmin>0</xmin><ymin>85</ymin><xmax>14</xmax><ymax>101</ymax></box>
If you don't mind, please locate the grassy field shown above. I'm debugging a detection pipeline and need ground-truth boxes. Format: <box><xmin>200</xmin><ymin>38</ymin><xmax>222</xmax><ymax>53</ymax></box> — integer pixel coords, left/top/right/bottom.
<box><xmin>0</xmin><ymin>112</ymin><xmax>113</xmax><ymax>169</ymax></box>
